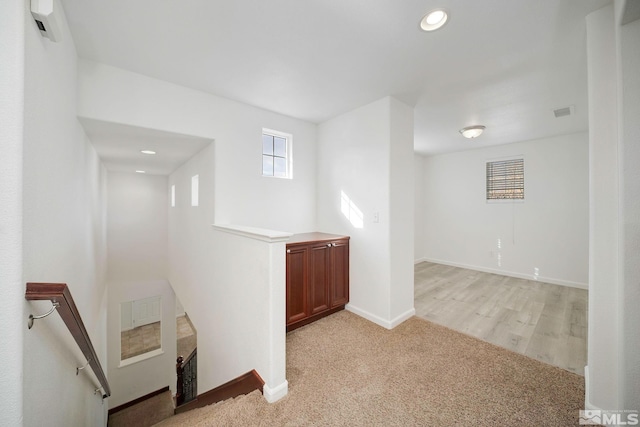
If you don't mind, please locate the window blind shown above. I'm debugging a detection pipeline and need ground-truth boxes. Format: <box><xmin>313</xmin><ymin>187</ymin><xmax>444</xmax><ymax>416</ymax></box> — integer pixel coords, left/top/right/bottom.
<box><xmin>486</xmin><ymin>158</ymin><xmax>524</xmax><ymax>200</ymax></box>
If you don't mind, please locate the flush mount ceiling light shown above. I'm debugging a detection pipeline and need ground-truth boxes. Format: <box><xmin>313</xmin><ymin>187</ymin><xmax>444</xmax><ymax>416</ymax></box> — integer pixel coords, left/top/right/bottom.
<box><xmin>140</xmin><ymin>150</ymin><xmax>156</xmax><ymax>155</ymax></box>
<box><xmin>420</xmin><ymin>9</ymin><xmax>448</xmax><ymax>31</ymax></box>
<box><xmin>459</xmin><ymin>125</ymin><xmax>486</xmax><ymax>139</ymax></box>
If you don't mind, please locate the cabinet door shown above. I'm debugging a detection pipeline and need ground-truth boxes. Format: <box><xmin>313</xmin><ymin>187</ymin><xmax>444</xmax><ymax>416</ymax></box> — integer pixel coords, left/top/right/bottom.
<box><xmin>286</xmin><ymin>245</ymin><xmax>308</xmax><ymax>325</ymax></box>
<box><xmin>308</xmin><ymin>242</ymin><xmax>331</xmax><ymax>315</ymax></box>
<box><xmin>331</xmin><ymin>240</ymin><xmax>349</xmax><ymax>308</ymax></box>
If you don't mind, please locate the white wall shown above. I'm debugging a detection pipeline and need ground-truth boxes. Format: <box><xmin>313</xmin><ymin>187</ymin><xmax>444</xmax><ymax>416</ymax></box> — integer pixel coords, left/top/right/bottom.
<box><xmin>389</xmin><ymin>98</ymin><xmax>415</xmax><ymax>321</ymax></box>
<box><xmin>414</xmin><ymin>155</ymin><xmax>425</xmax><ymax>263</ymax></box>
<box><xmin>317</xmin><ymin>96</ymin><xmax>415</xmax><ymax>329</ymax></box>
<box><xmin>617</xmin><ymin>1</ymin><xmax>640</xmax><ymax>412</ymax></box>
<box><xmin>418</xmin><ymin>133</ymin><xmax>589</xmax><ymax>288</ymax></box>
<box><xmin>107</xmin><ymin>279</ymin><xmax>177</xmax><ymax>408</ymax></box>
<box><xmin>175</xmin><ymin>297</ymin><xmax>185</xmax><ymax>317</ymax></box>
<box><xmin>106</xmin><ymin>172</ymin><xmax>177</xmax><ymax>408</ymax></box>
<box><xmin>0</xmin><ymin>0</ymin><xmax>25</xmax><ymax>425</ymax></box>
<box><xmin>77</xmin><ymin>61</ymin><xmax>317</xmax><ymax>401</ymax></box>
<box><xmin>168</xmin><ymin>149</ymin><xmax>288</xmax><ymax>401</ymax></box>
<box><xmin>167</xmin><ymin>146</ymin><xmax>215</xmax><ymax>315</ymax></box>
<box><xmin>21</xmin><ymin>1</ymin><xmax>109</xmax><ymax>425</ymax></box>
<box><xmin>77</xmin><ymin>60</ymin><xmax>317</xmax><ymax>233</ymax></box>
<box><xmin>318</xmin><ymin>98</ymin><xmax>390</xmax><ymax>322</ymax></box>
<box><xmin>107</xmin><ymin>173</ymin><xmax>168</xmax><ymax>282</ymax></box>
<box><xmin>586</xmin><ymin>4</ymin><xmax>621</xmax><ymax>411</ymax></box>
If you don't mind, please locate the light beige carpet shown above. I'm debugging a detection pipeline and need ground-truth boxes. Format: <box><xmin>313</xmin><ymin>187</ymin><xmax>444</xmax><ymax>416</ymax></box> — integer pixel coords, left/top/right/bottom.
<box><xmin>156</xmin><ymin>311</ymin><xmax>585</xmax><ymax>426</ymax></box>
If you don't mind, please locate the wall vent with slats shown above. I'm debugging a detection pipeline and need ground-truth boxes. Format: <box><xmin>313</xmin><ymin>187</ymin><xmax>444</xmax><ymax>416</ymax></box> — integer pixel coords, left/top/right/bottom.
<box><xmin>553</xmin><ymin>106</ymin><xmax>573</xmax><ymax>118</ymax></box>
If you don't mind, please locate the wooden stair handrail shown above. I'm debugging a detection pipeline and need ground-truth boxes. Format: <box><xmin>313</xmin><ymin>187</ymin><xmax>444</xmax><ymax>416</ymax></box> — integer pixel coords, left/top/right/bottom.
<box><xmin>25</xmin><ymin>282</ymin><xmax>111</xmax><ymax>398</ymax></box>
<box><xmin>180</xmin><ymin>346</ymin><xmax>197</xmax><ymax>367</ymax></box>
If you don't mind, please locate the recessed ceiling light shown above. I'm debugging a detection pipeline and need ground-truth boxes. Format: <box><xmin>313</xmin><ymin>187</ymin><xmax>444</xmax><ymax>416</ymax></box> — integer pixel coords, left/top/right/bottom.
<box><xmin>420</xmin><ymin>9</ymin><xmax>448</xmax><ymax>32</ymax></box>
<box><xmin>135</xmin><ymin>170</ymin><xmax>146</xmax><ymax>174</ymax></box>
<box><xmin>459</xmin><ymin>125</ymin><xmax>486</xmax><ymax>139</ymax></box>
<box><xmin>140</xmin><ymin>150</ymin><xmax>156</xmax><ymax>155</ymax></box>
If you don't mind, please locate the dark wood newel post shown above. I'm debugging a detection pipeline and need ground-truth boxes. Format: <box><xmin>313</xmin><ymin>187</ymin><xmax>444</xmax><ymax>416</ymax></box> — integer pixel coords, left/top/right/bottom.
<box><xmin>176</xmin><ymin>356</ymin><xmax>185</xmax><ymax>406</ymax></box>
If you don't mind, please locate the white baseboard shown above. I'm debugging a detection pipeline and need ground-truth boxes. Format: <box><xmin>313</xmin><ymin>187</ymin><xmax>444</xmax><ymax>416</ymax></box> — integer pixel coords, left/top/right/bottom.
<box><xmin>583</xmin><ymin>365</ymin><xmax>602</xmax><ymax>411</ymax></box>
<box><xmin>417</xmin><ymin>257</ymin><xmax>588</xmax><ymax>290</ymax></box>
<box><xmin>346</xmin><ymin>304</ymin><xmax>390</xmax><ymax>328</ymax></box>
<box><xmin>346</xmin><ymin>304</ymin><xmax>415</xmax><ymax>330</ymax></box>
<box><xmin>414</xmin><ymin>257</ymin><xmax>428</xmax><ymax>265</ymax></box>
<box><xmin>390</xmin><ymin>308</ymin><xmax>416</xmax><ymax>328</ymax></box>
<box><xmin>263</xmin><ymin>380</ymin><xmax>288</xmax><ymax>403</ymax></box>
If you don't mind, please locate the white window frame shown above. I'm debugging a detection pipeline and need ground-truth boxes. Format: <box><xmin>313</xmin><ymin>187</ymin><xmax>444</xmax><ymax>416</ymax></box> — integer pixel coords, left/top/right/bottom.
<box><xmin>262</xmin><ymin>128</ymin><xmax>293</xmax><ymax>179</ymax></box>
<box><xmin>486</xmin><ymin>156</ymin><xmax>525</xmax><ymax>203</ymax></box>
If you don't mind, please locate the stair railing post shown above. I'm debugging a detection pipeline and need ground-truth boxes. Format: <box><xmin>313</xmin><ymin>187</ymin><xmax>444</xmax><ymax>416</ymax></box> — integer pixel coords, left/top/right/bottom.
<box><xmin>176</xmin><ymin>356</ymin><xmax>185</xmax><ymax>406</ymax></box>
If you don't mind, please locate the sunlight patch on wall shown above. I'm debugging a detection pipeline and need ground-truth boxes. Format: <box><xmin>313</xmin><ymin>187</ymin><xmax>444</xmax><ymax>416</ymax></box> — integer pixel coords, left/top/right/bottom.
<box><xmin>341</xmin><ymin>191</ymin><xmax>364</xmax><ymax>229</ymax></box>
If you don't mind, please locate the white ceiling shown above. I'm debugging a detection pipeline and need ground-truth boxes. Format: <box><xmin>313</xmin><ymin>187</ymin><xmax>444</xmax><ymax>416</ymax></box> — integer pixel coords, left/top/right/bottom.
<box><xmin>79</xmin><ymin>118</ymin><xmax>211</xmax><ymax>175</ymax></box>
<box><xmin>62</xmin><ymin>0</ymin><xmax>610</xmax><ymax>158</ymax></box>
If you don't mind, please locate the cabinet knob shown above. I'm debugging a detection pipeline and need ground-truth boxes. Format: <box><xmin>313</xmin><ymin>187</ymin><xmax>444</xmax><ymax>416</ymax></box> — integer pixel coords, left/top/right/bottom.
<box><xmin>332</xmin><ymin>243</ymin><xmax>337</xmax><ymax>247</ymax></box>
<box><xmin>327</xmin><ymin>243</ymin><xmax>331</xmax><ymax>248</ymax></box>
<box><xmin>286</xmin><ymin>249</ymin><xmax>291</xmax><ymax>253</ymax></box>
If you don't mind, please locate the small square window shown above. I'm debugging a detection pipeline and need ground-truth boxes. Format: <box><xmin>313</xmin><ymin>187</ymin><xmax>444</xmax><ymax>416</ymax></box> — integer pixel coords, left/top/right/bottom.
<box><xmin>262</xmin><ymin>129</ymin><xmax>292</xmax><ymax>179</ymax></box>
<box><xmin>171</xmin><ymin>184</ymin><xmax>175</xmax><ymax>207</ymax></box>
<box><xmin>486</xmin><ymin>158</ymin><xmax>524</xmax><ymax>200</ymax></box>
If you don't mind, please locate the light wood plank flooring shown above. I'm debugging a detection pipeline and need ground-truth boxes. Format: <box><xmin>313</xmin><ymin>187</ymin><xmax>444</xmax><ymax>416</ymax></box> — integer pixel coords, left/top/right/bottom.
<box><xmin>414</xmin><ymin>261</ymin><xmax>588</xmax><ymax>375</ymax></box>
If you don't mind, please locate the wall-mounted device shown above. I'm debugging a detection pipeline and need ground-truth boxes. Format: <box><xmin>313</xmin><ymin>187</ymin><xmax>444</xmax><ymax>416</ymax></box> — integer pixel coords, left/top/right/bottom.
<box><xmin>30</xmin><ymin>0</ymin><xmax>62</xmax><ymax>42</ymax></box>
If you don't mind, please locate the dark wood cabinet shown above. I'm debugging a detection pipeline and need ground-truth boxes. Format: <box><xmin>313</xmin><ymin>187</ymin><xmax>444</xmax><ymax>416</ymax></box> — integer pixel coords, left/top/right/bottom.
<box><xmin>286</xmin><ymin>245</ymin><xmax>308</xmax><ymax>325</ymax></box>
<box><xmin>308</xmin><ymin>242</ymin><xmax>331</xmax><ymax>315</ymax></box>
<box><xmin>286</xmin><ymin>233</ymin><xmax>349</xmax><ymax>332</ymax></box>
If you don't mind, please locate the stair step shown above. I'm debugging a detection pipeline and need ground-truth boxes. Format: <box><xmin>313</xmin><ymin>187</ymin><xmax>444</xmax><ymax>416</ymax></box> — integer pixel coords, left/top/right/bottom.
<box><xmin>108</xmin><ymin>390</ymin><xmax>175</xmax><ymax>427</ymax></box>
<box><xmin>152</xmin><ymin>390</ymin><xmax>263</xmax><ymax>426</ymax></box>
